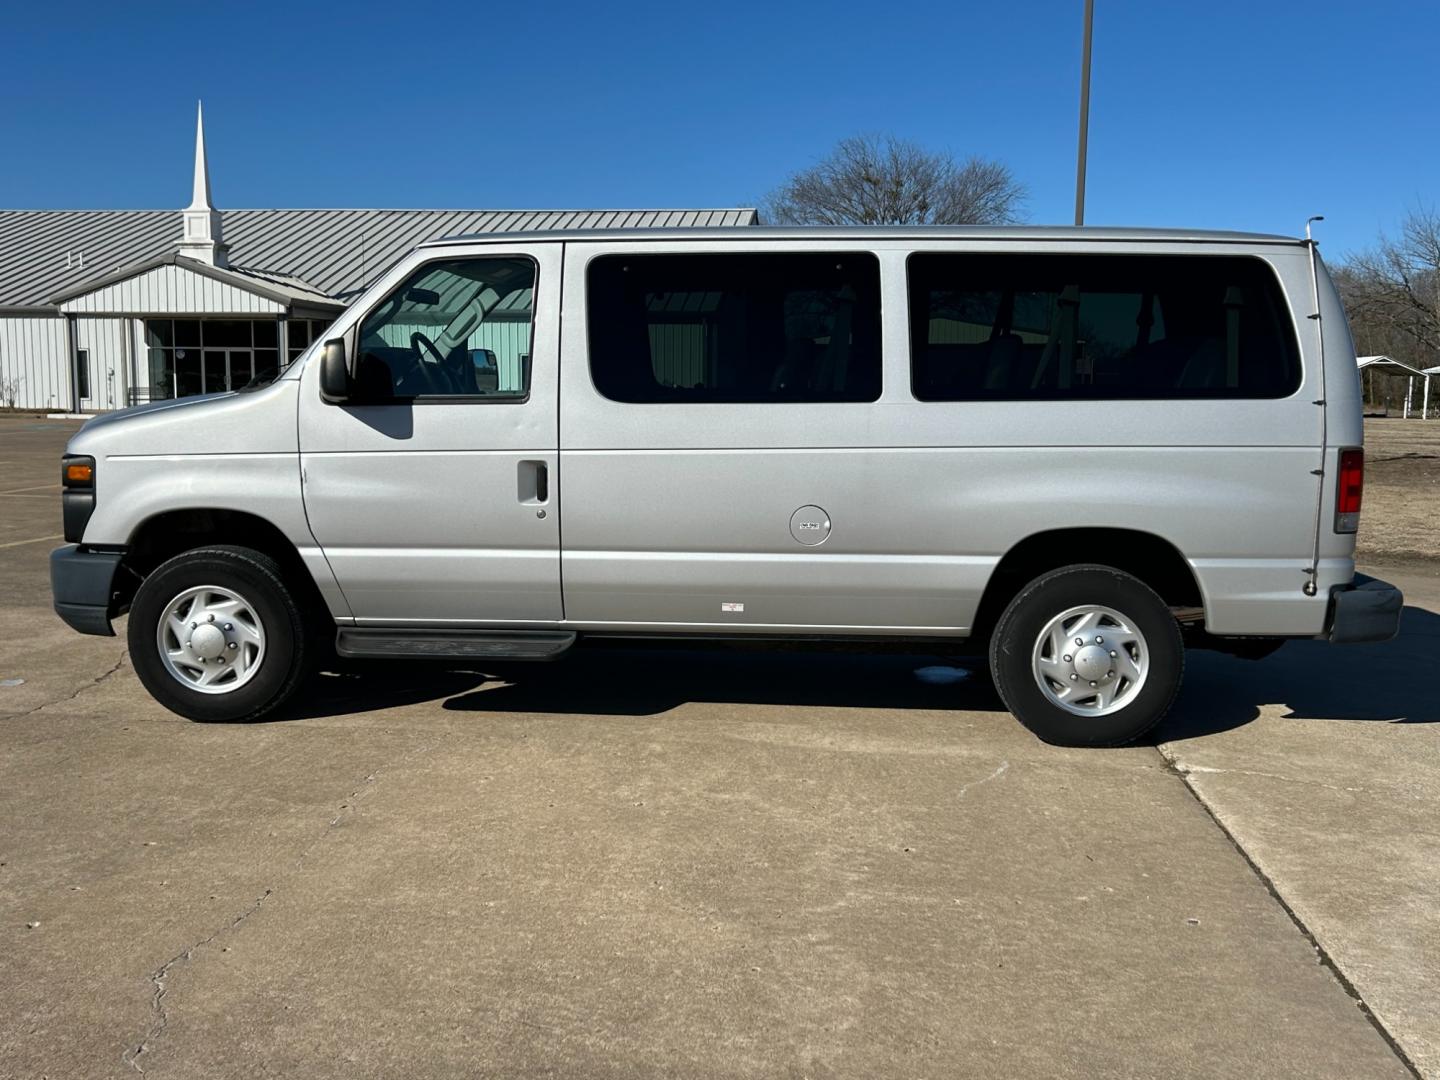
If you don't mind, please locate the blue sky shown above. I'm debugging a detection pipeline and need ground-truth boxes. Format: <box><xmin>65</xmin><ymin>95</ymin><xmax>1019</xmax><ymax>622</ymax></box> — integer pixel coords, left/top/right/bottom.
<box><xmin>0</xmin><ymin>0</ymin><xmax>1432</xmax><ymax>258</ymax></box>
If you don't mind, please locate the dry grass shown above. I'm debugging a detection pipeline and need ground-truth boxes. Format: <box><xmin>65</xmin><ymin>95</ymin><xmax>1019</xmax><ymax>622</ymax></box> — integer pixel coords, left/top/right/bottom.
<box><xmin>1359</xmin><ymin>419</ymin><xmax>1440</xmax><ymax>563</ymax></box>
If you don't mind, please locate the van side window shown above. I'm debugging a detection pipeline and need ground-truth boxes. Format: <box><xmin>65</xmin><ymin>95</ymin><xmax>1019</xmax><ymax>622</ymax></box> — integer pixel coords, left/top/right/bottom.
<box><xmin>587</xmin><ymin>253</ymin><xmax>882</xmax><ymax>403</ymax></box>
<box><xmin>908</xmin><ymin>254</ymin><xmax>1301</xmax><ymax>400</ymax></box>
<box><xmin>356</xmin><ymin>257</ymin><xmax>535</xmax><ymax>399</ymax></box>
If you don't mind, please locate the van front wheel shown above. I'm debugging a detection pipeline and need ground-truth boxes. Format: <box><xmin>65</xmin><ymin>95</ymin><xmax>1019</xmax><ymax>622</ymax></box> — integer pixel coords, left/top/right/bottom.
<box><xmin>128</xmin><ymin>545</ymin><xmax>310</xmax><ymax>722</ymax></box>
<box><xmin>989</xmin><ymin>565</ymin><xmax>1183</xmax><ymax>747</ymax></box>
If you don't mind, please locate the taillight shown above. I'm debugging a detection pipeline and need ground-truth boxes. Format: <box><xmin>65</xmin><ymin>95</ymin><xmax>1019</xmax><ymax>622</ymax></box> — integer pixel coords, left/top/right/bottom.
<box><xmin>1335</xmin><ymin>447</ymin><xmax>1363</xmax><ymax>534</ymax></box>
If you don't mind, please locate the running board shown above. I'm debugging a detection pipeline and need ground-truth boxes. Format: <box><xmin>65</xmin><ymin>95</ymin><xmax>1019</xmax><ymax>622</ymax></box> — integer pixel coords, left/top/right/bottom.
<box><xmin>335</xmin><ymin>628</ymin><xmax>576</xmax><ymax>661</ymax></box>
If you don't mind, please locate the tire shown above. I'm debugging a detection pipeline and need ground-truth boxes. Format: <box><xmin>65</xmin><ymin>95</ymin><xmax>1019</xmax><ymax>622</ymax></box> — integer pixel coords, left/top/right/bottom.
<box><xmin>988</xmin><ymin>564</ymin><xmax>1183</xmax><ymax>747</ymax></box>
<box><xmin>128</xmin><ymin>545</ymin><xmax>311</xmax><ymax>722</ymax></box>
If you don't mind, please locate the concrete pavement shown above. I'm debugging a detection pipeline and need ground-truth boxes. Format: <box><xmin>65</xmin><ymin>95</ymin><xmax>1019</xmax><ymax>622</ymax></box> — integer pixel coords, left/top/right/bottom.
<box><xmin>1</xmin><ymin>416</ymin><xmax>1431</xmax><ymax>1078</ymax></box>
<box><xmin>1160</xmin><ymin>561</ymin><xmax>1440</xmax><ymax>1078</ymax></box>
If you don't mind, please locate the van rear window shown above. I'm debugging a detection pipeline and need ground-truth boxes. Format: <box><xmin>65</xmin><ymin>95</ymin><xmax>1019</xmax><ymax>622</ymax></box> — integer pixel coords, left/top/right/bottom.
<box><xmin>587</xmin><ymin>253</ymin><xmax>882</xmax><ymax>404</ymax></box>
<box><xmin>908</xmin><ymin>254</ymin><xmax>1301</xmax><ymax>401</ymax></box>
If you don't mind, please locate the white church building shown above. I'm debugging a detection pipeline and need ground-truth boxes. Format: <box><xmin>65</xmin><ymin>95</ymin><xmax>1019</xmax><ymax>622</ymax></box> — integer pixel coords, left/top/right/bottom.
<box><xmin>0</xmin><ymin>107</ymin><xmax>756</xmax><ymax>413</ymax></box>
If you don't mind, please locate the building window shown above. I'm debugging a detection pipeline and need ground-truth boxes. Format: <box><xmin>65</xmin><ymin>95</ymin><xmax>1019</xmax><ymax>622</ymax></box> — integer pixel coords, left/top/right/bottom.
<box><xmin>75</xmin><ymin>348</ymin><xmax>90</xmax><ymax>401</ymax></box>
<box><xmin>587</xmin><ymin>253</ymin><xmax>882</xmax><ymax>404</ymax></box>
<box><xmin>908</xmin><ymin>254</ymin><xmax>1301</xmax><ymax>401</ymax></box>
<box><xmin>145</xmin><ymin>318</ymin><xmax>286</xmax><ymax>398</ymax></box>
<box><xmin>286</xmin><ymin>319</ymin><xmax>333</xmax><ymax>366</ymax></box>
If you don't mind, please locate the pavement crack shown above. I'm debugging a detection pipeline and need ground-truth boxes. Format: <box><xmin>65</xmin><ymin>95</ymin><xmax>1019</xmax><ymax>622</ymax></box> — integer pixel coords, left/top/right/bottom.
<box><xmin>121</xmin><ymin>887</ymin><xmax>273</xmax><ymax>1074</ymax></box>
<box><xmin>297</xmin><ymin>730</ymin><xmax>451</xmax><ymax>865</ymax></box>
<box><xmin>118</xmin><ymin>729</ymin><xmax>451</xmax><ymax>1072</ymax></box>
<box><xmin>10</xmin><ymin>650</ymin><xmax>127</xmax><ymax>721</ymax></box>
<box><xmin>1157</xmin><ymin>750</ymin><xmax>1424</xmax><ymax>1080</ymax></box>
<box><xmin>1167</xmin><ymin>760</ymin><xmax>1380</xmax><ymax>797</ymax></box>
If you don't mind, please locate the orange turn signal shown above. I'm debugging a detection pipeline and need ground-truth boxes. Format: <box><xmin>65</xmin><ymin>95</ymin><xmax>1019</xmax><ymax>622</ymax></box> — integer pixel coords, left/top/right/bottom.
<box><xmin>64</xmin><ymin>461</ymin><xmax>93</xmax><ymax>486</ymax></box>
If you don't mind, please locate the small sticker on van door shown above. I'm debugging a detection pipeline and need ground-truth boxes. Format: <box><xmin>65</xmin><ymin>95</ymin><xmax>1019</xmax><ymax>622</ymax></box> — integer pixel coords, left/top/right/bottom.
<box><xmin>721</xmin><ymin>602</ymin><xmax>745</xmax><ymax>613</ymax></box>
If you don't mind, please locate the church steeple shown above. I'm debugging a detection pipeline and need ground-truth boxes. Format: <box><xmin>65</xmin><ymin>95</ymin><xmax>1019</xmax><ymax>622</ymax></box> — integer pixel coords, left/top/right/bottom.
<box><xmin>178</xmin><ymin>102</ymin><xmax>229</xmax><ymax>267</ymax></box>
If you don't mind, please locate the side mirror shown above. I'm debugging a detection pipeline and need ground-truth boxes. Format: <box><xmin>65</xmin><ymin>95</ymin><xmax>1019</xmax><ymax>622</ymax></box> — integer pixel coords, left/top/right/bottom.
<box><xmin>319</xmin><ymin>338</ymin><xmax>351</xmax><ymax>403</ymax></box>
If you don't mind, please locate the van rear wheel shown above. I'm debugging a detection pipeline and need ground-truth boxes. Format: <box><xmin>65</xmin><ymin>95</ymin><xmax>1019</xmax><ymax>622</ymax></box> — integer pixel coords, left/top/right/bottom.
<box><xmin>989</xmin><ymin>564</ymin><xmax>1183</xmax><ymax>747</ymax></box>
<box><xmin>128</xmin><ymin>545</ymin><xmax>310</xmax><ymax>722</ymax></box>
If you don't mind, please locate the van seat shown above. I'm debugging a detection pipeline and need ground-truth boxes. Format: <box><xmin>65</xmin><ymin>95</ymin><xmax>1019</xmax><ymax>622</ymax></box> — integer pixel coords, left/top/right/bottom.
<box><xmin>982</xmin><ymin>333</ymin><xmax>1023</xmax><ymax>390</ymax></box>
<box><xmin>1131</xmin><ymin>337</ymin><xmax>1223</xmax><ymax>390</ymax></box>
<box><xmin>918</xmin><ymin>343</ymin><xmax>986</xmax><ymax>395</ymax></box>
<box><xmin>919</xmin><ymin>334</ymin><xmax>1024</xmax><ymax>396</ymax></box>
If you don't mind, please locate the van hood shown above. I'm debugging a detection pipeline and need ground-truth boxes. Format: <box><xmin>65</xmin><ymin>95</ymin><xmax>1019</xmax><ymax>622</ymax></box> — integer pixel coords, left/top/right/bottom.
<box><xmin>67</xmin><ymin>381</ymin><xmax>299</xmax><ymax>459</ymax></box>
<box><xmin>78</xmin><ymin>392</ymin><xmax>237</xmax><ymax>434</ymax></box>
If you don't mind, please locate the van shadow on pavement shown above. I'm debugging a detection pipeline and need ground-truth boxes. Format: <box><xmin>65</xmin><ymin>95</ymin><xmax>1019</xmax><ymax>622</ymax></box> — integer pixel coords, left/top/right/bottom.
<box><xmin>283</xmin><ymin>646</ymin><xmax>1004</xmax><ymax>723</ymax></box>
<box><xmin>1155</xmin><ymin>603</ymin><xmax>1440</xmax><ymax>741</ymax></box>
<box><xmin>269</xmin><ymin>605</ymin><xmax>1440</xmax><ymax>737</ymax></box>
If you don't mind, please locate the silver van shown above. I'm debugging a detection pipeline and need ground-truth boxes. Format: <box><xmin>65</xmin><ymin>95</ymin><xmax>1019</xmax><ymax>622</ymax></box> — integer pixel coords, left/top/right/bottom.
<box><xmin>49</xmin><ymin>226</ymin><xmax>1403</xmax><ymax>746</ymax></box>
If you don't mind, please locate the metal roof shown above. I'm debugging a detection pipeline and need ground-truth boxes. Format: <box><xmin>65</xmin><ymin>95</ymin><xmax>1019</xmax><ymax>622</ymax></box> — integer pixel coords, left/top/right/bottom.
<box><xmin>1357</xmin><ymin>355</ymin><xmax>1435</xmax><ymax>378</ymax></box>
<box><xmin>0</xmin><ymin>208</ymin><xmax>758</xmax><ymax>312</ymax></box>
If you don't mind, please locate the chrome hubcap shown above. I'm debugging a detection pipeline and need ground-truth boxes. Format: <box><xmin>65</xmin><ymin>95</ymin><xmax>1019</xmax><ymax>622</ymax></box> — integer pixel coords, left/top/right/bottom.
<box><xmin>156</xmin><ymin>585</ymin><xmax>265</xmax><ymax>694</ymax></box>
<box><xmin>1032</xmin><ymin>604</ymin><xmax>1148</xmax><ymax>716</ymax></box>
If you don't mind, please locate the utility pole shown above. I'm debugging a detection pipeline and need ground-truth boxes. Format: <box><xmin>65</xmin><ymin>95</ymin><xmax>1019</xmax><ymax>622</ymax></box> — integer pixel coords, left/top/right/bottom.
<box><xmin>1074</xmin><ymin>0</ymin><xmax>1095</xmax><ymax>226</ymax></box>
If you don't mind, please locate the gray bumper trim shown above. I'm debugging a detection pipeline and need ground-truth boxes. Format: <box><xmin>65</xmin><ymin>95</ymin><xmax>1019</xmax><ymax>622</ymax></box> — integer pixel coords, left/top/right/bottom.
<box><xmin>1328</xmin><ymin>576</ymin><xmax>1404</xmax><ymax>644</ymax></box>
<box><xmin>50</xmin><ymin>544</ymin><xmax>124</xmax><ymax>637</ymax></box>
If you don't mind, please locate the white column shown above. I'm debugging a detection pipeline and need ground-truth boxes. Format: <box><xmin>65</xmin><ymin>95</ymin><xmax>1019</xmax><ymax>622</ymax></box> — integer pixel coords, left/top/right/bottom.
<box><xmin>117</xmin><ymin>317</ymin><xmax>131</xmax><ymax>410</ymax></box>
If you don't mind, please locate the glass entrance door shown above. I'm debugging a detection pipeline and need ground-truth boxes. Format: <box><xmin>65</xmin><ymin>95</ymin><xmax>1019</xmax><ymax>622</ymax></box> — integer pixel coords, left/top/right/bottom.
<box><xmin>196</xmin><ymin>349</ymin><xmax>254</xmax><ymax>393</ymax></box>
<box><xmin>229</xmin><ymin>349</ymin><xmax>254</xmax><ymax>389</ymax></box>
<box><xmin>203</xmin><ymin>350</ymin><xmax>228</xmax><ymax>393</ymax></box>
<box><xmin>175</xmin><ymin>349</ymin><xmax>203</xmax><ymax>397</ymax></box>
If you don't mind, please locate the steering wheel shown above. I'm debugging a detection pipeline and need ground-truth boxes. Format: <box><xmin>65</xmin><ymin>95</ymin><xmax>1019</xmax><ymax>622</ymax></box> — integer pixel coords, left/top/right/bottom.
<box><xmin>406</xmin><ymin>331</ymin><xmax>453</xmax><ymax>394</ymax></box>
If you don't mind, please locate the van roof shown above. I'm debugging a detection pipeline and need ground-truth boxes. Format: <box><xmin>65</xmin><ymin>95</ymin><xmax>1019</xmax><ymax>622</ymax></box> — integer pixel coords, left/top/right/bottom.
<box><xmin>419</xmin><ymin>224</ymin><xmax>1306</xmax><ymax>248</ymax></box>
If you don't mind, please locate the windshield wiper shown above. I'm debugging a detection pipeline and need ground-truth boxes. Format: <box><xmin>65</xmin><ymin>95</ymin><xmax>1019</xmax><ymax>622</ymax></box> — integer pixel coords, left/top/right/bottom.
<box><xmin>239</xmin><ymin>365</ymin><xmax>285</xmax><ymax>393</ymax></box>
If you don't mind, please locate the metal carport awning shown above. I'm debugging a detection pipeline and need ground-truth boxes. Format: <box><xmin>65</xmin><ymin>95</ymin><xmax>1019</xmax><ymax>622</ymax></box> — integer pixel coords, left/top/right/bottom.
<box><xmin>1356</xmin><ymin>355</ymin><xmax>1434</xmax><ymax>420</ymax></box>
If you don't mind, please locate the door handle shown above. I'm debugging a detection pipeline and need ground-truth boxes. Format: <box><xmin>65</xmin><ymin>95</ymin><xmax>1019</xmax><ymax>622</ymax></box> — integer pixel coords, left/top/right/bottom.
<box><xmin>519</xmin><ymin>460</ymin><xmax>549</xmax><ymax>505</ymax></box>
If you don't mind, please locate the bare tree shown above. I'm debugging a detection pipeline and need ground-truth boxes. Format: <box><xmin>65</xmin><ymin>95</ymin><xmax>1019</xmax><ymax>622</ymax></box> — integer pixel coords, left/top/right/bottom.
<box><xmin>1338</xmin><ymin>206</ymin><xmax>1440</xmax><ymax>368</ymax></box>
<box><xmin>762</xmin><ymin>134</ymin><xmax>1026</xmax><ymax>227</ymax></box>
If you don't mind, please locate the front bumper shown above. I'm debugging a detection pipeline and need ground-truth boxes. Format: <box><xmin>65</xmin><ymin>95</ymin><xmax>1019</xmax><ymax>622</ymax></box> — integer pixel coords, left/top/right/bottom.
<box><xmin>1327</xmin><ymin>575</ymin><xmax>1404</xmax><ymax>644</ymax></box>
<box><xmin>50</xmin><ymin>544</ymin><xmax>125</xmax><ymax>637</ymax></box>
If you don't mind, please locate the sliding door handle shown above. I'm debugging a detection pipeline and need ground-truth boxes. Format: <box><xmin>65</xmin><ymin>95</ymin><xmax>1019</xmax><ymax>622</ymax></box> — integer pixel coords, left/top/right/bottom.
<box><xmin>535</xmin><ymin>462</ymin><xmax>548</xmax><ymax>503</ymax></box>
